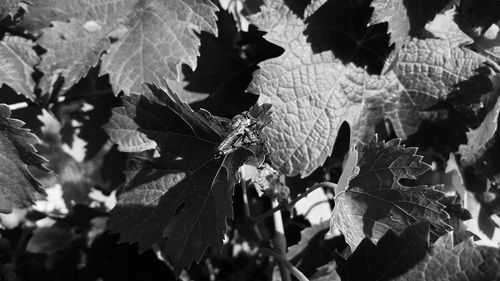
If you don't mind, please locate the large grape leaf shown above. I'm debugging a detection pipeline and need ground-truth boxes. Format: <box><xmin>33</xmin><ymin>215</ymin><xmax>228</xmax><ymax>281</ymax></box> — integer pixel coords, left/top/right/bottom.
<box><xmin>100</xmin><ymin>0</ymin><xmax>218</xmax><ymax>95</ymax></box>
<box><xmin>333</xmin><ymin>220</ymin><xmax>500</xmax><ymax>281</ymax></box>
<box><xmin>0</xmin><ymin>104</ymin><xmax>50</xmax><ymax>213</ymax></box>
<box><xmin>104</xmin><ymin>84</ymin><xmax>270</xmax><ymax>274</ymax></box>
<box><xmin>0</xmin><ymin>35</ymin><xmax>39</xmax><ymax>100</ymax></box>
<box><xmin>37</xmin><ymin>19</ymin><xmax>112</xmax><ymax>94</ymax></box>
<box><xmin>369</xmin><ymin>0</ymin><xmax>452</xmax><ymax>54</ymax></box>
<box><xmin>330</xmin><ymin>136</ymin><xmax>452</xmax><ymax>250</ymax></box>
<box><xmin>27</xmin><ymin>0</ymin><xmax>218</xmax><ymax>95</ymax></box>
<box><xmin>248</xmin><ymin>0</ymin><xmax>489</xmax><ymax>176</ymax></box>
<box><xmin>248</xmin><ymin>0</ymin><xmax>402</xmax><ymax>176</ymax></box>
<box><xmin>381</xmin><ymin>9</ymin><xmax>489</xmax><ymax>138</ymax></box>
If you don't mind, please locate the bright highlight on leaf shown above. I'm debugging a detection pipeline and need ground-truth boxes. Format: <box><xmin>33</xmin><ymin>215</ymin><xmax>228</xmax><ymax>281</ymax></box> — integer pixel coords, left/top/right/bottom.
<box><xmin>248</xmin><ymin>0</ymin><xmax>490</xmax><ymax>177</ymax></box>
<box><xmin>27</xmin><ymin>0</ymin><xmax>219</xmax><ymax>95</ymax></box>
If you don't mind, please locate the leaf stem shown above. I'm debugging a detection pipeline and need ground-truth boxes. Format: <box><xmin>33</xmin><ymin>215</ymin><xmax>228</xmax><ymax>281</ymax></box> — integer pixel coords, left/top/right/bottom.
<box><xmin>251</xmin><ymin>182</ymin><xmax>336</xmax><ymax>224</ymax></box>
<box><xmin>8</xmin><ymin>89</ymin><xmax>115</xmax><ymax>111</ymax></box>
<box><xmin>261</xmin><ymin>248</ymin><xmax>310</xmax><ymax>281</ymax></box>
<box><xmin>271</xmin><ymin>196</ymin><xmax>291</xmax><ymax>281</ymax></box>
<box><xmin>13</xmin><ymin>225</ymin><xmax>33</xmax><ymax>265</ymax></box>
<box><xmin>240</xmin><ymin>168</ymin><xmax>264</xmax><ymax>241</ymax></box>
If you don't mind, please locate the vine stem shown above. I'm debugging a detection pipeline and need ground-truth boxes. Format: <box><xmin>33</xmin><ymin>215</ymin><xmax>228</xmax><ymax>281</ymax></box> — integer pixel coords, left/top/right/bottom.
<box><xmin>261</xmin><ymin>248</ymin><xmax>310</xmax><ymax>281</ymax></box>
<box><xmin>272</xmin><ymin>194</ymin><xmax>291</xmax><ymax>281</ymax></box>
<box><xmin>8</xmin><ymin>89</ymin><xmax>115</xmax><ymax>111</ymax></box>
<box><xmin>13</xmin><ymin>225</ymin><xmax>33</xmax><ymax>265</ymax></box>
<box><xmin>239</xmin><ymin>168</ymin><xmax>263</xmax><ymax>241</ymax></box>
<box><xmin>251</xmin><ymin>181</ymin><xmax>337</xmax><ymax>224</ymax></box>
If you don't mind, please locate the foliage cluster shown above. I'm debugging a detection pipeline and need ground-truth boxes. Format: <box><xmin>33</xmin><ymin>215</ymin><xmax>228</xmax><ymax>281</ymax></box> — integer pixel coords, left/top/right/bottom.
<box><xmin>0</xmin><ymin>0</ymin><xmax>500</xmax><ymax>280</ymax></box>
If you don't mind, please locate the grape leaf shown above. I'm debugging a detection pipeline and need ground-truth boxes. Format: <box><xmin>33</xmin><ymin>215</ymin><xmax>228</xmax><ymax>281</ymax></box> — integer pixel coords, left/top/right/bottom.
<box><xmin>459</xmin><ymin>77</ymin><xmax>500</xmax><ymax>165</ymax></box>
<box><xmin>389</xmin><ymin>14</ymin><xmax>489</xmax><ymax>138</ymax></box>
<box><xmin>248</xmin><ymin>0</ymin><xmax>490</xmax><ymax>176</ymax></box>
<box><xmin>0</xmin><ymin>0</ymin><xmax>19</xmax><ymax>19</ymax></box>
<box><xmin>180</xmin><ymin>9</ymin><xmax>267</xmax><ymax>117</ymax></box>
<box><xmin>286</xmin><ymin>220</ymin><xmax>330</xmax><ymax>261</ymax></box>
<box><xmin>334</xmin><ymin>220</ymin><xmax>500</xmax><ymax>281</ymax></box>
<box><xmin>27</xmin><ymin>0</ymin><xmax>218</xmax><ymax>95</ymax></box>
<box><xmin>37</xmin><ymin>19</ymin><xmax>112</xmax><ymax>94</ymax></box>
<box><xmin>0</xmin><ymin>35</ymin><xmax>39</xmax><ymax>100</ymax></box>
<box><xmin>303</xmin><ymin>0</ymin><xmax>391</xmax><ymax>74</ymax></box>
<box><xmin>248</xmin><ymin>0</ymin><xmax>400</xmax><ymax>176</ymax></box>
<box><xmin>330</xmin><ymin>136</ymin><xmax>452</xmax><ymax>250</ymax></box>
<box><xmin>369</xmin><ymin>0</ymin><xmax>452</xmax><ymax>54</ymax></box>
<box><xmin>0</xmin><ymin>104</ymin><xmax>50</xmax><ymax>213</ymax></box>
<box><xmin>100</xmin><ymin>0</ymin><xmax>219</xmax><ymax>95</ymax></box>
<box><xmin>104</xmin><ymin>84</ymin><xmax>270</xmax><ymax>274</ymax></box>
<box><xmin>21</xmin><ymin>0</ymin><xmax>135</xmax><ymax>33</ymax></box>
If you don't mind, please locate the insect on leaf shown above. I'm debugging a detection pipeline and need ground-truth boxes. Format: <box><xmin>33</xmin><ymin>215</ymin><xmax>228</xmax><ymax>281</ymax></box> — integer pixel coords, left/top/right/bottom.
<box><xmin>104</xmin><ymin>83</ymin><xmax>271</xmax><ymax>275</ymax></box>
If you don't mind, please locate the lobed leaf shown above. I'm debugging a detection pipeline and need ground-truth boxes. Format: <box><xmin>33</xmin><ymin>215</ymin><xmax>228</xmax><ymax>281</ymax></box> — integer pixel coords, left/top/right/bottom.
<box><xmin>37</xmin><ymin>19</ymin><xmax>112</xmax><ymax>94</ymax></box>
<box><xmin>330</xmin><ymin>136</ymin><xmax>452</xmax><ymax>250</ymax></box>
<box><xmin>334</xmin><ymin>220</ymin><xmax>500</xmax><ymax>281</ymax></box>
<box><xmin>100</xmin><ymin>0</ymin><xmax>219</xmax><ymax>95</ymax></box>
<box><xmin>369</xmin><ymin>0</ymin><xmax>452</xmax><ymax>54</ymax></box>
<box><xmin>27</xmin><ymin>0</ymin><xmax>218</xmax><ymax>95</ymax></box>
<box><xmin>0</xmin><ymin>36</ymin><xmax>39</xmax><ymax>100</ymax></box>
<box><xmin>249</xmin><ymin>0</ymin><xmax>489</xmax><ymax>177</ymax></box>
<box><xmin>248</xmin><ymin>0</ymin><xmax>400</xmax><ymax>176</ymax></box>
<box><xmin>0</xmin><ymin>104</ymin><xmax>50</xmax><ymax>213</ymax></box>
<box><xmin>104</xmin><ymin>84</ymin><xmax>269</xmax><ymax>274</ymax></box>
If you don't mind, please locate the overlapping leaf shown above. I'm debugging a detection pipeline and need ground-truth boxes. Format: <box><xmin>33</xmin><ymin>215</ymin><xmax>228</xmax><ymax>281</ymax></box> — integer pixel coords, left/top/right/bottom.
<box><xmin>287</xmin><ymin>220</ymin><xmax>330</xmax><ymax>261</ymax></box>
<box><xmin>0</xmin><ymin>104</ymin><xmax>50</xmax><ymax>213</ymax></box>
<box><xmin>180</xmin><ymin>10</ymin><xmax>274</xmax><ymax>117</ymax></box>
<box><xmin>104</xmin><ymin>84</ymin><xmax>270</xmax><ymax>274</ymax></box>
<box><xmin>459</xmin><ymin>75</ymin><xmax>500</xmax><ymax>165</ymax></box>
<box><xmin>248</xmin><ymin>0</ymin><xmax>489</xmax><ymax>176</ymax></box>
<box><xmin>101</xmin><ymin>0</ymin><xmax>219</xmax><ymax>95</ymax></box>
<box><xmin>0</xmin><ymin>35</ymin><xmax>39</xmax><ymax>100</ymax></box>
<box><xmin>330</xmin><ymin>136</ymin><xmax>452</xmax><ymax>250</ymax></box>
<box><xmin>37</xmin><ymin>19</ymin><xmax>112</xmax><ymax>94</ymax></box>
<box><xmin>333</xmin><ymin>221</ymin><xmax>500</xmax><ymax>281</ymax></box>
<box><xmin>248</xmin><ymin>0</ymin><xmax>399</xmax><ymax>176</ymax></box>
<box><xmin>369</xmin><ymin>0</ymin><xmax>452</xmax><ymax>54</ymax></box>
<box><xmin>27</xmin><ymin>0</ymin><xmax>218</xmax><ymax>95</ymax></box>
